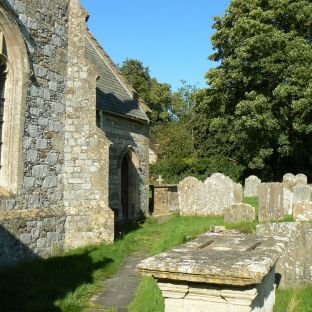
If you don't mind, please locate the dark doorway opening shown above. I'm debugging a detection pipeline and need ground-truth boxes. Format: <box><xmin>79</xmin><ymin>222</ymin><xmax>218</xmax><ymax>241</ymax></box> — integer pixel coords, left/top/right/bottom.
<box><xmin>120</xmin><ymin>151</ymin><xmax>138</xmax><ymax>221</ymax></box>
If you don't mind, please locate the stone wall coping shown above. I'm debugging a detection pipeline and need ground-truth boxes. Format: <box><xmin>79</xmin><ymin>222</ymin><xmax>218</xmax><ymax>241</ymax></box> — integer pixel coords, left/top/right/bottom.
<box><xmin>0</xmin><ymin>208</ymin><xmax>66</xmax><ymax>221</ymax></box>
<box><xmin>138</xmin><ymin>232</ymin><xmax>288</xmax><ymax>286</ymax></box>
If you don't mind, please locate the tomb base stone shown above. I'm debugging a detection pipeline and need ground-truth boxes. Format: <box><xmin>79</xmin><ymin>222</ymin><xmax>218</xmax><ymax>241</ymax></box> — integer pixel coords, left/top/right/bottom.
<box><xmin>159</xmin><ymin>268</ymin><xmax>275</xmax><ymax>312</ymax></box>
<box><xmin>138</xmin><ymin>233</ymin><xmax>287</xmax><ymax>312</ymax></box>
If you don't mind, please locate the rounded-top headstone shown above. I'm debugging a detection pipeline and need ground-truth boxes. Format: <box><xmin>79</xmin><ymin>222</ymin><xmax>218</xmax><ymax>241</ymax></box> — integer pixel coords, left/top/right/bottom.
<box><xmin>205</xmin><ymin>173</ymin><xmax>236</xmax><ymax>204</ymax></box>
<box><xmin>244</xmin><ymin>175</ymin><xmax>261</xmax><ymax>197</ymax></box>
<box><xmin>282</xmin><ymin>173</ymin><xmax>296</xmax><ymax>190</ymax></box>
<box><xmin>295</xmin><ymin>174</ymin><xmax>308</xmax><ymax>186</ymax></box>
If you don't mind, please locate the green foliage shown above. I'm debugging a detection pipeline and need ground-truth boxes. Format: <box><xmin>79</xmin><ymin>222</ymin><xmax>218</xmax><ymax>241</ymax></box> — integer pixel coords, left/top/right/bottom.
<box><xmin>128</xmin><ymin>277</ymin><xmax>164</xmax><ymax>312</ymax></box>
<box><xmin>150</xmin><ymin>154</ymin><xmax>244</xmax><ymax>184</ymax></box>
<box><xmin>274</xmin><ymin>287</ymin><xmax>312</xmax><ymax>312</ymax></box>
<box><xmin>193</xmin><ymin>0</ymin><xmax>312</xmax><ymax>181</ymax></box>
<box><xmin>243</xmin><ymin>196</ymin><xmax>259</xmax><ymax>220</ymax></box>
<box><xmin>120</xmin><ymin>59</ymin><xmax>173</xmax><ymax>124</ymax></box>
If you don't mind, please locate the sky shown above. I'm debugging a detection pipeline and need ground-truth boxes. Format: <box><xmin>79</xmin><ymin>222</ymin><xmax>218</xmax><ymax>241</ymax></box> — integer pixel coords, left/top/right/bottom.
<box><xmin>80</xmin><ymin>0</ymin><xmax>230</xmax><ymax>91</ymax></box>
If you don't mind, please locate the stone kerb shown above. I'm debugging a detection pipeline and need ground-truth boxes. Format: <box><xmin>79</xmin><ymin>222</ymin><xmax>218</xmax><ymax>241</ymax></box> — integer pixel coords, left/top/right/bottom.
<box><xmin>293</xmin><ymin>201</ymin><xmax>312</xmax><ymax>221</ymax></box>
<box><xmin>293</xmin><ymin>185</ymin><xmax>311</xmax><ymax>204</ymax></box>
<box><xmin>224</xmin><ymin>203</ymin><xmax>255</xmax><ymax>224</ymax></box>
<box><xmin>244</xmin><ymin>175</ymin><xmax>261</xmax><ymax>197</ymax></box>
<box><xmin>258</xmin><ymin>183</ymin><xmax>284</xmax><ymax>222</ymax></box>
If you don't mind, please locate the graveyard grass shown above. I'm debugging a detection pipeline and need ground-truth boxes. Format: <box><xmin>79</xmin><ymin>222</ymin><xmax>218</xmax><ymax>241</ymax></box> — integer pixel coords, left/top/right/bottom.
<box><xmin>1</xmin><ymin>213</ymin><xmax>311</xmax><ymax>311</ymax></box>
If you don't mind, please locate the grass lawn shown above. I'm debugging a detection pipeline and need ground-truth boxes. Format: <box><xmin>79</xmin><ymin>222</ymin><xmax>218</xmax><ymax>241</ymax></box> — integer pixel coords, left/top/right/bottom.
<box><xmin>1</xmin><ymin>209</ymin><xmax>310</xmax><ymax>312</ymax></box>
<box><xmin>0</xmin><ymin>215</ymin><xmax>226</xmax><ymax>312</ymax></box>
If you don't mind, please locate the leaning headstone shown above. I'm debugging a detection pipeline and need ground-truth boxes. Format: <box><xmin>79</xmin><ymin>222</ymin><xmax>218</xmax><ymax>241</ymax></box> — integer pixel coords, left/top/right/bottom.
<box><xmin>295</xmin><ymin>173</ymin><xmax>308</xmax><ymax>186</ymax></box>
<box><xmin>283</xmin><ymin>188</ymin><xmax>294</xmax><ymax>215</ymax></box>
<box><xmin>282</xmin><ymin>173</ymin><xmax>296</xmax><ymax>190</ymax></box>
<box><xmin>244</xmin><ymin>175</ymin><xmax>261</xmax><ymax>197</ymax></box>
<box><xmin>293</xmin><ymin>201</ymin><xmax>312</xmax><ymax>221</ymax></box>
<box><xmin>224</xmin><ymin>203</ymin><xmax>255</xmax><ymax>224</ymax></box>
<box><xmin>258</xmin><ymin>183</ymin><xmax>284</xmax><ymax>222</ymax></box>
<box><xmin>293</xmin><ymin>185</ymin><xmax>311</xmax><ymax>203</ymax></box>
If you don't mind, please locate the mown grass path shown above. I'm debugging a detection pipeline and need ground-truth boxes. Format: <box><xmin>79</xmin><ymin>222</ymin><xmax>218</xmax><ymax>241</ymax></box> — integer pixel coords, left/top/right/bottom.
<box><xmin>0</xmin><ymin>213</ymin><xmax>310</xmax><ymax>311</ymax></box>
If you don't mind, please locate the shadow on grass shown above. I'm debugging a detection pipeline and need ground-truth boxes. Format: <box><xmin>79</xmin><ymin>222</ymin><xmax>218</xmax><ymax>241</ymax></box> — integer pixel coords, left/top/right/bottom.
<box><xmin>0</xmin><ymin>251</ymin><xmax>113</xmax><ymax>312</ymax></box>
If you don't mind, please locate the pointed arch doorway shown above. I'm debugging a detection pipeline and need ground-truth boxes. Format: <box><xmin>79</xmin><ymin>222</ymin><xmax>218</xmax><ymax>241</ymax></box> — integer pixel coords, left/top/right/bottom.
<box><xmin>120</xmin><ymin>147</ymin><xmax>140</xmax><ymax>221</ymax></box>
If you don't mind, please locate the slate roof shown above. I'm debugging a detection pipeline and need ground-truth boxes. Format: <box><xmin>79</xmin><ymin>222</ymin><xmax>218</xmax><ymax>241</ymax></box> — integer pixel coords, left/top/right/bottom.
<box><xmin>85</xmin><ymin>34</ymin><xmax>149</xmax><ymax>122</ymax></box>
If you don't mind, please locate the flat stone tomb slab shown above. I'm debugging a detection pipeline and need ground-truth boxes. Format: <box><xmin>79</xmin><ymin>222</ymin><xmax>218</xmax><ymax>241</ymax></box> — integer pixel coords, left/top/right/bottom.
<box><xmin>138</xmin><ymin>233</ymin><xmax>287</xmax><ymax>312</ymax></box>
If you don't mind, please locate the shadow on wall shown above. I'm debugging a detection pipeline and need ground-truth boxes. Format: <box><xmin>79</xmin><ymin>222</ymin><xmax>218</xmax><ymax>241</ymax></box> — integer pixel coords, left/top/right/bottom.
<box><xmin>0</xmin><ymin>226</ymin><xmax>113</xmax><ymax>312</ymax></box>
<box><xmin>0</xmin><ymin>225</ymin><xmax>39</xmax><ymax>267</ymax></box>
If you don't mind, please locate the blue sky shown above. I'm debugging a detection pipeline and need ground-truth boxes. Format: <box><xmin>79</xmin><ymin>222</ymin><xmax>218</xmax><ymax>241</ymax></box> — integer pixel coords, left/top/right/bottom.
<box><xmin>80</xmin><ymin>0</ymin><xmax>230</xmax><ymax>91</ymax></box>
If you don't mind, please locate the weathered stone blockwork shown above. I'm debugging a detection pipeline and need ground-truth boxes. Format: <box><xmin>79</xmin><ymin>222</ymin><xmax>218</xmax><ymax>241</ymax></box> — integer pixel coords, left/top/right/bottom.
<box><xmin>0</xmin><ymin>0</ymin><xmax>149</xmax><ymax>265</ymax></box>
<box><xmin>257</xmin><ymin>222</ymin><xmax>312</xmax><ymax>287</ymax></box>
<box><xmin>100</xmin><ymin>114</ymin><xmax>149</xmax><ymax>220</ymax></box>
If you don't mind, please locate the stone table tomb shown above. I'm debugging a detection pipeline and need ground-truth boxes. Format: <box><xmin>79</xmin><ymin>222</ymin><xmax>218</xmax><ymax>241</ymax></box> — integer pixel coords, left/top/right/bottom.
<box><xmin>138</xmin><ymin>232</ymin><xmax>287</xmax><ymax>312</ymax></box>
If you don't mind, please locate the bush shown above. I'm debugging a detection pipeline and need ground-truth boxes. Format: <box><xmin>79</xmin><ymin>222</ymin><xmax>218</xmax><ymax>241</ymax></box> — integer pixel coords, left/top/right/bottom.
<box><xmin>150</xmin><ymin>155</ymin><xmax>245</xmax><ymax>184</ymax></box>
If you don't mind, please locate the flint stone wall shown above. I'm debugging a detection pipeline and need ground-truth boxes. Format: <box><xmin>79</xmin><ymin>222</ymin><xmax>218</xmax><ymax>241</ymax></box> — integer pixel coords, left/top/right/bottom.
<box><xmin>257</xmin><ymin>222</ymin><xmax>312</xmax><ymax>287</ymax></box>
<box><xmin>258</xmin><ymin>183</ymin><xmax>284</xmax><ymax>222</ymax></box>
<box><xmin>100</xmin><ymin>114</ymin><xmax>149</xmax><ymax>220</ymax></box>
<box><xmin>0</xmin><ymin>0</ymin><xmax>120</xmax><ymax>265</ymax></box>
<box><xmin>244</xmin><ymin>175</ymin><xmax>261</xmax><ymax>197</ymax></box>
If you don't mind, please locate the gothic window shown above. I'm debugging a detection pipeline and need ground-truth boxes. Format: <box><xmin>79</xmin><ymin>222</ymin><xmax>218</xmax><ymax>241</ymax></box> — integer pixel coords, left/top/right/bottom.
<box><xmin>0</xmin><ymin>6</ymin><xmax>30</xmax><ymax>193</ymax></box>
<box><xmin>0</xmin><ymin>32</ymin><xmax>8</xmax><ymax>167</ymax></box>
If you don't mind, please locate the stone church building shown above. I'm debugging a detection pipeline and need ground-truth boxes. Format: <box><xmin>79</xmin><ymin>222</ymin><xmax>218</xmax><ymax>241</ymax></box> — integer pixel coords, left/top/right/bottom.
<box><xmin>0</xmin><ymin>0</ymin><xmax>150</xmax><ymax>266</ymax></box>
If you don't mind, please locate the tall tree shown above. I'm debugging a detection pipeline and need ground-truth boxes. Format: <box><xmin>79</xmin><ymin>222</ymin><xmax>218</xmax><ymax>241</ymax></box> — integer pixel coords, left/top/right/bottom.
<box><xmin>120</xmin><ymin>59</ymin><xmax>172</xmax><ymax>124</ymax></box>
<box><xmin>194</xmin><ymin>0</ymin><xmax>312</xmax><ymax>180</ymax></box>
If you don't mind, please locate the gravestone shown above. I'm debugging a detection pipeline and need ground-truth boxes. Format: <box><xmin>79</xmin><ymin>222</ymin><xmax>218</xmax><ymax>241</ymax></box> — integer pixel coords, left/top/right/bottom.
<box><xmin>224</xmin><ymin>203</ymin><xmax>255</xmax><ymax>224</ymax></box>
<box><xmin>206</xmin><ymin>173</ymin><xmax>235</xmax><ymax>203</ymax></box>
<box><xmin>178</xmin><ymin>177</ymin><xmax>206</xmax><ymax>216</ymax></box>
<box><xmin>293</xmin><ymin>201</ymin><xmax>312</xmax><ymax>221</ymax></box>
<box><xmin>244</xmin><ymin>175</ymin><xmax>261</xmax><ymax>197</ymax></box>
<box><xmin>295</xmin><ymin>173</ymin><xmax>308</xmax><ymax>186</ymax></box>
<box><xmin>178</xmin><ymin>177</ymin><xmax>225</xmax><ymax>216</ymax></box>
<box><xmin>283</xmin><ymin>188</ymin><xmax>294</xmax><ymax>215</ymax></box>
<box><xmin>282</xmin><ymin>173</ymin><xmax>296</xmax><ymax>190</ymax></box>
<box><xmin>138</xmin><ymin>232</ymin><xmax>287</xmax><ymax>312</ymax></box>
<box><xmin>293</xmin><ymin>185</ymin><xmax>311</xmax><ymax>203</ymax></box>
<box><xmin>258</xmin><ymin>183</ymin><xmax>284</xmax><ymax>222</ymax></box>
<box><xmin>151</xmin><ymin>185</ymin><xmax>178</xmax><ymax>216</ymax></box>
<box><xmin>234</xmin><ymin>183</ymin><xmax>243</xmax><ymax>203</ymax></box>
<box><xmin>178</xmin><ymin>174</ymin><xmax>242</xmax><ymax>216</ymax></box>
